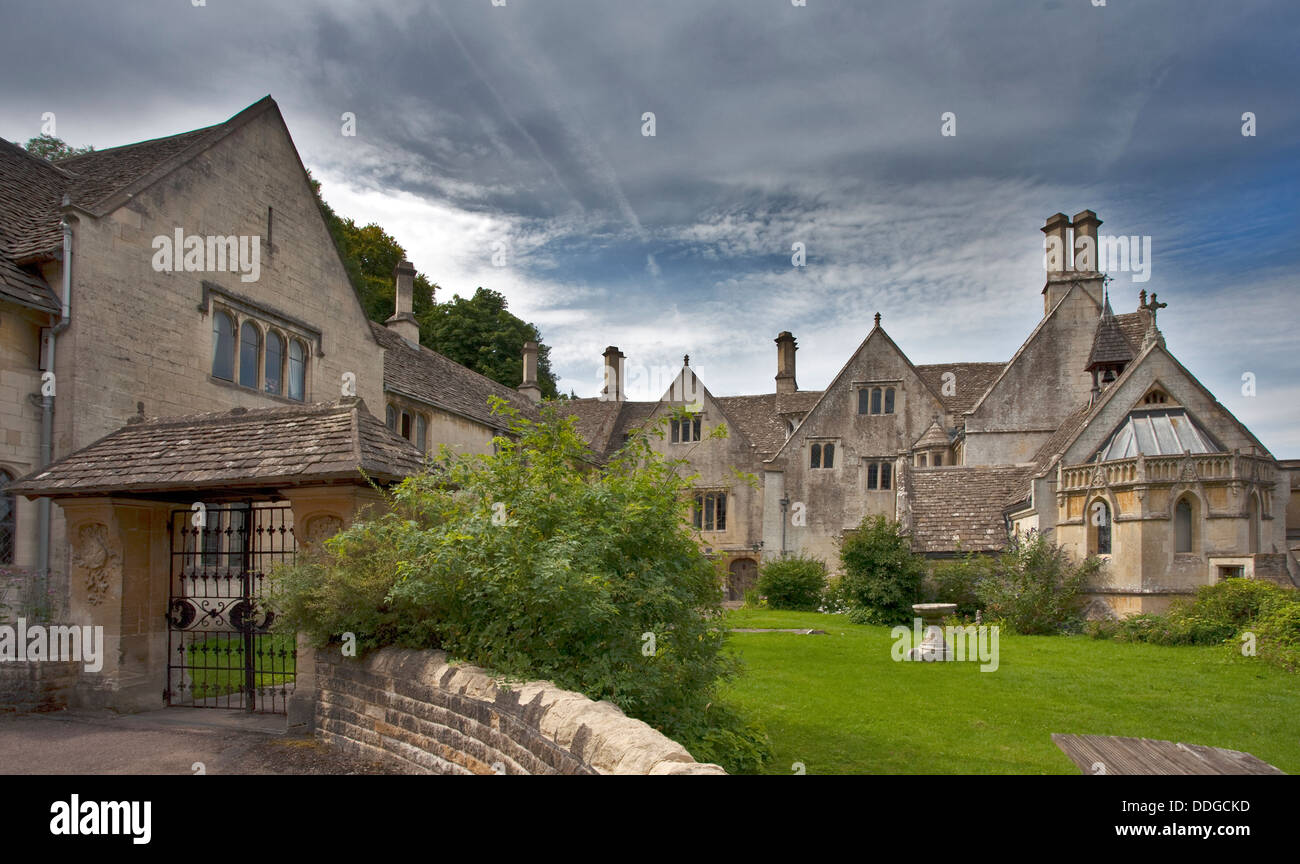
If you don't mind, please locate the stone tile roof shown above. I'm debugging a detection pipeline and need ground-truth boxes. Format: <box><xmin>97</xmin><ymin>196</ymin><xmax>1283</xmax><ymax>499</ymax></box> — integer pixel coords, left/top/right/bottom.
<box><xmin>0</xmin><ymin>254</ymin><xmax>58</xmax><ymax>313</ymax></box>
<box><xmin>914</xmin><ymin>362</ymin><xmax>1005</xmax><ymax>414</ymax></box>
<box><xmin>716</xmin><ymin>391</ymin><xmax>822</xmax><ymax>458</ymax></box>
<box><xmin>555</xmin><ymin>399</ymin><xmax>660</xmax><ymax>462</ymax></box>
<box><xmin>1114</xmin><ymin>309</ymin><xmax>1153</xmax><ymax>354</ymax></box>
<box><xmin>913</xmin><ymin>420</ymin><xmax>951</xmax><ymax>450</ymax></box>
<box><xmin>370</xmin><ymin>322</ymin><xmax>540</xmax><ymax>430</ymax></box>
<box><xmin>8</xmin><ymin>398</ymin><xmax>422</xmax><ymax>498</ymax></box>
<box><xmin>1087</xmin><ymin>300</ymin><xmax>1134</xmax><ymax>369</ymax></box>
<box><xmin>909</xmin><ymin>465</ymin><xmax>1032</xmax><ymax>553</ymax></box>
<box><xmin>56</xmin><ymin>126</ymin><xmax>219</xmax><ymax>214</ymax></box>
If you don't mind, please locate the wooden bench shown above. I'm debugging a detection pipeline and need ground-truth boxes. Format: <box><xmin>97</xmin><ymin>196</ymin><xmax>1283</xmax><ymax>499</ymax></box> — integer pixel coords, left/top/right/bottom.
<box><xmin>1052</xmin><ymin>733</ymin><xmax>1285</xmax><ymax>775</ymax></box>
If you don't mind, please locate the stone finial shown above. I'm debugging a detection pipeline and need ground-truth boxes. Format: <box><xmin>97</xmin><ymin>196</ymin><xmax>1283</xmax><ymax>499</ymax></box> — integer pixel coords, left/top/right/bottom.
<box><xmin>683</xmin><ymin>354</ymin><xmax>690</xmax><ymax>367</ymax></box>
<box><xmin>874</xmin><ymin>312</ymin><xmax>881</xmax><ymax>328</ymax></box>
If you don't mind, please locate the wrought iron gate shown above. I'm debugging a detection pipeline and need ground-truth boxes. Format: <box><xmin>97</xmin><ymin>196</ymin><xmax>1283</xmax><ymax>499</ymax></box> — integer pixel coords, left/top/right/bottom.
<box><xmin>166</xmin><ymin>502</ymin><xmax>296</xmax><ymax>713</ymax></box>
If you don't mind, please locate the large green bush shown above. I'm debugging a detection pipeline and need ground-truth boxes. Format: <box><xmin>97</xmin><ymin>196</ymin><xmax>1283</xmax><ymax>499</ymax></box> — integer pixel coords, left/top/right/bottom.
<box><xmin>1092</xmin><ymin>578</ymin><xmax>1300</xmax><ymax>672</ymax></box>
<box><xmin>923</xmin><ymin>557</ymin><xmax>982</xmax><ymax>619</ymax></box>
<box><xmin>757</xmin><ymin>554</ymin><xmax>828</xmax><ymax>611</ymax></box>
<box><xmin>273</xmin><ymin>400</ymin><xmax>770</xmax><ymax>773</ymax></box>
<box><xmin>972</xmin><ymin>531</ymin><xmax>1099</xmax><ymax>634</ymax></box>
<box><xmin>838</xmin><ymin>515</ymin><xmax>926</xmax><ymax>625</ymax></box>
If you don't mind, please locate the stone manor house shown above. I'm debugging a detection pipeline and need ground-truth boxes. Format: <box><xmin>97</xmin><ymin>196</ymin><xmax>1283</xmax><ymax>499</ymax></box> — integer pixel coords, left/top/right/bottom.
<box><xmin>558</xmin><ymin>216</ymin><xmax>1300</xmax><ymax>616</ymax></box>
<box><xmin>0</xmin><ymin>96</ymin><xmax>1296</xmax><ymax>712</ymax></box>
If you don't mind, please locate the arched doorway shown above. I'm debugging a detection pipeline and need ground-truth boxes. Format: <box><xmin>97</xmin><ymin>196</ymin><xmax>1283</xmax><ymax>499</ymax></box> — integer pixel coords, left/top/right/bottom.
<box><xmin>727</xmin><ymin>558</ymin><xmax>758</xmax><ymax>602</ymax></box>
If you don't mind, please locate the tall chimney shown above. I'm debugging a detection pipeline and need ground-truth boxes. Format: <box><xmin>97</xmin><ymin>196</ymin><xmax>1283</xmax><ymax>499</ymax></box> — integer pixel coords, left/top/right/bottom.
<box><xmin>601</xmin><ymin>346</ymin><xmax>626</xmax><ymax>402</ymax></box>
<box><xmin>1072</xmin><ymin>209</ymin><xmax>1102</xmax><ymax>273</ymax></box>
<box><xmin>519</xmin><ymin>340</ymin><xmax>542</xmax><ymax>403</ymax></box>
<box><xmin>775</xmin><ymin>331</ymin><xmax>798</xmax><ymax>394</ymax></box>
<box><xmin>386</xmin><ymin>259</ymin><xmax>420</xmax><ymax>346</ymax></box>
<box><xmin>1041</xmin><ymin>212</ymin><xmax>1072</xmax><ymax>315</ymax></box>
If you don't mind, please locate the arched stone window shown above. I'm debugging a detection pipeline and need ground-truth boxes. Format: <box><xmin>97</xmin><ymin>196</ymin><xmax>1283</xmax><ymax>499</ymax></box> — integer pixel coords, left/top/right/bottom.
<box><xmin>212</xmin><ymin>310</ymin><xmax>236</xmax><ymax>381</ymax></box>
<box><xmin>239</xmin><ymin>320</ymin><xmax>261</xmax><ymax>389</ymax></box>
<box><xmin>0</xmin><ymin>469</ymin><xmax>14</xmax><ymax>565</ymax></box>
<box><xmin>1089</xmin><ymin>498</ymin><xmax>1112</xmax><ymax>556</ymax></box>
<box><xmin>385</xmin><ymin>405</ymin><xmax>397</xmax><ymax>431</ymax></box>
<box><xmin>871</xmin><ymin>388</ymin><xmax>882</xmax><ymax>415</ymax></box>
<box><xmin>810</xmin><ymin>443</ymin><xmax>821</xmax><ymax>469</ymax></box>
<box><xmin>400</xmin><ymin>410</ymin><xmax>412</xmax><ymax>440</ymax></box>
<box><xmin>1175</xmin><ymin>496</ymin><xmax>1194</xmax><ymax>553</ymax></box>
<box><xmin>416</xmin><ymin>415</ymin><xmax>428</xmax><ymax>452</ymax></box>
<box><xmin>288</xmin><ymin>339</ymin><xmax>306</xmax><ymax>401</ymax></box>
<box><xmin>884</xmin><ymin>387</ymin><xmax>895</xmax><ymax>414</ymax></box>
<box><xmin>880</xmin><ymin>462</ymin><xmax>892</xmax><ymax>489</ymax></box>
<box><xmin>823</xmin><ymin>443</ymin><xmax>835</xmax><ymax>468</ymax></box>
<box><xmin>264</xmin><ymin>331</ymin><xmax>284</xmax><ymax>395</ymax></box>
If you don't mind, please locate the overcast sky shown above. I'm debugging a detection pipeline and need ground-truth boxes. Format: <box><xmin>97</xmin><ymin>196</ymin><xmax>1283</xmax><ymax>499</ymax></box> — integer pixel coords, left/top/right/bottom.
<box><xmin>2</xmin><ymin>0</ymin><xmax>1297</xmax><ymax>454</ymax></box>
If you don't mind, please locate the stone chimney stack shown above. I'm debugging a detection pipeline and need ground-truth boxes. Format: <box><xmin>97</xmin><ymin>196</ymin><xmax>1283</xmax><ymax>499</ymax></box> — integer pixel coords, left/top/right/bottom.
<box><xmin>1072</xmin><ymin>209</ymin><xmax>1102</xmax><ymax>273</ymax></box>
<box><xmin>386</xmin><ymin>260</ymin><xmax>420</xmax><ymax>346</ymax></box>
<box><xmin>1041</xmin><ymin>210</ymin><xmax>1104</xmax><ymax>315</ymax></box>
<box><xmin>602</xmin><ymin>346</ymin><xmax>626</xmax><ymax>402</ymax></box>
<box><xmin>775</xmin><ymin>331</ymin><xmax>798</xmax><ymax>394</ymax></box>
<box><xmin>519</xmin><ymin>340</ymin><xmax>542</xmax><ymax>403</ymax></box>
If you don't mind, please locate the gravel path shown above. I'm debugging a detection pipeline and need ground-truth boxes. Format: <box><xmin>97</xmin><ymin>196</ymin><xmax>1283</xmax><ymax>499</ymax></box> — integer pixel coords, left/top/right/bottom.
<box><xmin>0</xmin><ymin>708</ymin><xmax>410</xmax><ymax>775</ymax></box>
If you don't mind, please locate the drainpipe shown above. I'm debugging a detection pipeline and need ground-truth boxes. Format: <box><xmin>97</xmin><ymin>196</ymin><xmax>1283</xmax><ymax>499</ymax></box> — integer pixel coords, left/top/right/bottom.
<box><xmin>35</xmin><ymin>212</ymin><xmax>73</xmax><ymax>613</ymax></box>
<box><xmin>779</xmin><ymin>496</ymin><xmax>789</xmax><ymax>556</ymax></box>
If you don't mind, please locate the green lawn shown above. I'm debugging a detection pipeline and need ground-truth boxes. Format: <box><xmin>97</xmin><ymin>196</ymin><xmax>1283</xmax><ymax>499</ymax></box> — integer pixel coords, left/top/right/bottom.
<box><xmin>185</xmin><ymin>634</ymin><xmax>296</xmax><ymax>700</ymax></box>
<box><xmin>720</xmin><ymin>609</ymin><xmax>1300</xmax><ymax>775</ymax></box>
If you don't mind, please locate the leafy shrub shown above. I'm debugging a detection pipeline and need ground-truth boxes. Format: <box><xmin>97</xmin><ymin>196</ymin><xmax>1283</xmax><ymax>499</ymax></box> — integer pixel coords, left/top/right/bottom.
<box><xmin>923</xmin><ymin>557</ymin><xmax>982</xmax><ymax>619</ymax></box>
<box><xmin>1185</xmin><ymin>577</ymin><xmax>1294</xmax><ymax>631</ymax></box>
<box><xmin>757</xmin><ymin>554</ymin><xmax>828</xmax><ymax>611</ymax></box>
<box><xmin>273</xmin><ymin>400</ymin><xmax>769</xmax><ymax>773</ymax></box>
<box><xmin>971</xmin><ymin>531</ymin><xmax>1099</xmax><ymax>634</ymax></box>
<box><xmin>838</xmin><ymin>515</ymin><xmax>926</xmax><ymax>625</ymax></box>
<box><xmin>1255</xmin><ymin>603</ymin><xmax>1300</xmax><ymax>672</ymax></box>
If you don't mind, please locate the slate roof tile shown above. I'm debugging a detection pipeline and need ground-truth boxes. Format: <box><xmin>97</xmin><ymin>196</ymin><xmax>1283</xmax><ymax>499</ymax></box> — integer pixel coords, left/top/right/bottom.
<box><xmin>909</xmin><ymin>465</ymin><xmax>1033</xmax><ymax>553</ymax></box>
<box><xmin>7</xmin><ymin>398</ymin><xmax>422</xmax><ymax>497</ymax></box>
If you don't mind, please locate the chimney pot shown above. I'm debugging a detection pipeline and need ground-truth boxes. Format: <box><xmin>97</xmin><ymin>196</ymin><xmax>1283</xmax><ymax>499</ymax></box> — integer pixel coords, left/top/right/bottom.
<box><xmin>775</xmin><ymin>331</ymin><xmax>798</xmax><ymax>394</ymax></box>
<box><xmin>518</xmin><ymin>340</ymin><xmax>542</xmax><ymax>403</ymax></box>
<box><xmin>602</xmin><ymin>345</ymin><xmax>626</xmax><ymax>402</ymax></box>
<box><xmin>386</xmin><ymin>259</ymin><xmax>420</xmax><ymax>346</ymax></box>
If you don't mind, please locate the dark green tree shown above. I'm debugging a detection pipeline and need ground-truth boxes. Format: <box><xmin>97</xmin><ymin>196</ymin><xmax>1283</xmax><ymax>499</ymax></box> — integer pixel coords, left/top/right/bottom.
<box><xmin>420</xmin><ymin>288</ymin><xmax>559</xmax><ymax>399</ymax></box>
<box><xmin>308</xmin><ymin>173</ymin><xmax>558</xmax><ymax>397</ymax></box>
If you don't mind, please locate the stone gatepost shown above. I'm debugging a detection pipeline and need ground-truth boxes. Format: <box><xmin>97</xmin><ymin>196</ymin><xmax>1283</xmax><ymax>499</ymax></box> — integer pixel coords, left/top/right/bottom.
<box><xmin>280</xmin><ymin>484</ymin><xmax>386</xmax><ymax>734</ymax></box>
<box><xmin>54</xmin><ymin>496</ymin><xmax>174</xmax><ymax>711</ymax></box>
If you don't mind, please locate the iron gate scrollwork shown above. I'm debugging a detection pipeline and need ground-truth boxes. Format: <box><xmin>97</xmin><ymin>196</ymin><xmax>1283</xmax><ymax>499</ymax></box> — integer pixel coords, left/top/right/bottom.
<box><xmin>166</xmin><ymin>502</ymin><xmax>296</xmax><ymax>713</ymax></box>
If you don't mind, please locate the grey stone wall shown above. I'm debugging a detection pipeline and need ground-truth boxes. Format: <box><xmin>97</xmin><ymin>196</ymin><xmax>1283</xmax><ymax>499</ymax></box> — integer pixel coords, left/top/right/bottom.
<box><xmin>300</xmin><ymin>643</ymin><xmax>726</xmax><ymax>775</ymax></box>
<box><xmin>0</xmin><ymin>660</ymin><xmax>80</xmax><ymax>712</ymax></box>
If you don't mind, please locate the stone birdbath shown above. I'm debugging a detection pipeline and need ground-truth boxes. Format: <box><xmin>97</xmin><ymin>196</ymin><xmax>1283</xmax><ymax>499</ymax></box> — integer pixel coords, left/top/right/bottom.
<box><xmin>907</xmin><ymin>603</ymin><xmax>956</xmax><ymax>661</ymax></box>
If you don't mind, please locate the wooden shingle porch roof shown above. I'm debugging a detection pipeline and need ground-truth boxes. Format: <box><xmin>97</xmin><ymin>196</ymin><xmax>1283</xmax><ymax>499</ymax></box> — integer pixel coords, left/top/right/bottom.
<box><xmin>7</xmin><ymin>398</ymin><xmax>423</xmax><ymax>499</ymax></box>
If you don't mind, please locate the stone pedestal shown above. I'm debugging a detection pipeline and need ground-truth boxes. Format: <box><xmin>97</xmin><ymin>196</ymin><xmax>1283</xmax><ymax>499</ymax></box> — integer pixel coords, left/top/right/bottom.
<box><xmin>907</xmin><ymin>602</ymin><xmax>957</xmax><ymax>661</ymax></box>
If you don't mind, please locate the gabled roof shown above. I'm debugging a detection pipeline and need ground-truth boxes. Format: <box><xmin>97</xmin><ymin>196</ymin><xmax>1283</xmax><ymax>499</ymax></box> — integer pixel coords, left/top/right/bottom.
<box><xmin>913</xmin><ymin>420</ymin><xmax>951</xmax><ymax>450</ymax></box>
<box><xmin>772</xmin><ymin>322</ymin><xmax>948</xmax><ymax>462</ymax></box>
<box><xmin>370</xmin><ymin>321</ymin><xmax>540</xmax><ymax>430</ymax></box>
<box><xmin>8</xmin><ymin>398</ymin><xmax>422</xmax><ymax>498</ymax></box>
<box><xmin>909</xmin><ymin>465</ymin><xmax>1032</xmax><ymax>553</ymax></box>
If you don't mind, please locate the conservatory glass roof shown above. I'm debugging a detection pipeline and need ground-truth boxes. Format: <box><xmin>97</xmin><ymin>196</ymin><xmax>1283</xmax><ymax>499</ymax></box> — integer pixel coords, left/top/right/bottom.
<box><xmin>1094</xmin><ymin>408</ymin><xmax>1222</xmax><ymax>461</ymax></box>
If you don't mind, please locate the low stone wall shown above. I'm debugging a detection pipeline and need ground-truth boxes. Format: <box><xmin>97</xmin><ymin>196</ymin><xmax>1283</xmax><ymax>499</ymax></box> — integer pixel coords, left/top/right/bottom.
<box><xmin>295</xmin><ymin>643</ymin><xmax>726</xmax><ymax>775</ymax></box>
<box><xmin>0</xmin><ymin>660</ymin><xmax>81</xmax><ymax>712</ymax></box>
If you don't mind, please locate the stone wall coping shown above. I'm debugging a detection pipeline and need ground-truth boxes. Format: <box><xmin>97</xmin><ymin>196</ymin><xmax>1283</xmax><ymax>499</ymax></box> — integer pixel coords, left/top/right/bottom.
<box><xmin>317</xmin><ymin>646</ymin><xmax>726</xmax><ymax>775</ymax></box>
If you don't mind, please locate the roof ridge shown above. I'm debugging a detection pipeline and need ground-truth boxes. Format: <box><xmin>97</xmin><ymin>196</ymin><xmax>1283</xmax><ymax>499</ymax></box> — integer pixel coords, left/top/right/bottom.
<box><xmin>0</xmin><ymin>137</ymin><xmax>79</xmax><ymax>180</ymax></box>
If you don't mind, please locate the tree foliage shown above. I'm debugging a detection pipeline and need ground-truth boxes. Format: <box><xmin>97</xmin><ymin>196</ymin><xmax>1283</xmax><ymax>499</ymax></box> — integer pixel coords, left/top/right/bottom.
<box><xmin>24</xmin><ymin>134</ymin><xmax>94</xmax><ymax>162</ymax></box>
<box><xmin>273</xmin><ymin>400</ymin><xmax>769</xmax><ymax>772</ymax></box>
<box><xmin>308</xmin><ymin>173</ymin><xmax>559</xmax><ymax>398</ymax></box>
<box><xmin>837</xmin><ymin>515</ymin><xmax>927</xmax><ymax>625</ymax></box>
